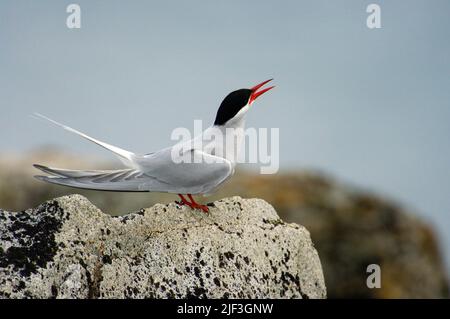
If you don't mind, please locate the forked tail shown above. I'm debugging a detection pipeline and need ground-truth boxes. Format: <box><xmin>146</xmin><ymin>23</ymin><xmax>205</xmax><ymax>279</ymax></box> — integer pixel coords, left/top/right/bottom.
<box><xmin>33</xmin><ymin>113</ymin><xmax>138</xmax><ymax>167</ymax></box>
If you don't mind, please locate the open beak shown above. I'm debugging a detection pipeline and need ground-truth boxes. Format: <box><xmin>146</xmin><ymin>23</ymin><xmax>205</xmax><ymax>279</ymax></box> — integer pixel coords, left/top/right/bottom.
<box><xmin>249</xmin><ymin>79</ymin><xmax>275</xmax><ymax>104</ymax></box>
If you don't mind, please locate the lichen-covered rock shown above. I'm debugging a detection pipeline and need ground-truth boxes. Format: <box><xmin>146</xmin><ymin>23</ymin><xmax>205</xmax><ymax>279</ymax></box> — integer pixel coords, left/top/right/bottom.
<box><xmin>0</xmin><ymin>195</ymin><xmax>326</xmax><ymax>299</ymax></box>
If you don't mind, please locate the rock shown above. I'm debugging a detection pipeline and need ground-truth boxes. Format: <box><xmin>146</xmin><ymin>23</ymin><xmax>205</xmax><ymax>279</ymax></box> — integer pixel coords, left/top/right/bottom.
<box><xmin>0</xmin><ymin>195</ymin><xmax>326</xmax><ymax>299</ymax></box>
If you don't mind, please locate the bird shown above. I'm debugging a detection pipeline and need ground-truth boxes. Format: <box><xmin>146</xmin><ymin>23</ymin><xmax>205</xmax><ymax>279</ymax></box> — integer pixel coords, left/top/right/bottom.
<box><xmin>33</xmin><ymin>79</ymin><xmax>275</xmax><ymax>213</ymax></box>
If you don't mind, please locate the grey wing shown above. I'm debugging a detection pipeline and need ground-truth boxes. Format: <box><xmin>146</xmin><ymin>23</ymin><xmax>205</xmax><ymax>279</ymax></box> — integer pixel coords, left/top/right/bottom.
<box><xmin>33</xmin><ymin>150</ymin><xmax>233</xmax><ymax>194</ymax></box>
<box><xmin>136</xmin><ymin>148</ymin><xmax>234</xmax><ymax>194</ymax></box>
<box><xmin>34</xmin><ymin>165</ymin><xmax>172</xmax><ymax>192</ymax></box>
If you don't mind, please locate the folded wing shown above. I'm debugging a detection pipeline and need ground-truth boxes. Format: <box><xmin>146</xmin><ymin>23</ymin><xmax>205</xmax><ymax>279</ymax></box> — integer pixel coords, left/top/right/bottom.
<box><xmin>34</xmin><ymin>165</ymin><xmax>166</xmax><ymax>192</ymax></box>
<box><xmin>34</xmin><ymin>150</ymin><xmax>234</xmax><ymax>194</ymax></box>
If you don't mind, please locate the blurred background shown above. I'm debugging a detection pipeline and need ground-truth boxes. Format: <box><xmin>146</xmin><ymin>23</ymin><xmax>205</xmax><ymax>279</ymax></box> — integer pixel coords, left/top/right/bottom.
<box><xmin>1</xmin><ymin>0</ymin><xmax>449</xmax><ymax>298</ymax></box>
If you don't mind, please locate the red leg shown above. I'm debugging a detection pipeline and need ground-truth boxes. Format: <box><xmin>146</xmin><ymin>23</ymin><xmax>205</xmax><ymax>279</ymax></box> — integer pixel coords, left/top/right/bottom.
<box><xmin>176</xmin><ymin>194</ymin><xmax>209</xmax><ymax>213</ymax></box>
<box><xmin>176</xmin><ymin>194</ymin><xmax>192</xmax><ymax>207</ymax></box>
<box><xmin>187</xmin><ymin>194</ymin><xmax>209</xmax><ymax>213</ymax></box>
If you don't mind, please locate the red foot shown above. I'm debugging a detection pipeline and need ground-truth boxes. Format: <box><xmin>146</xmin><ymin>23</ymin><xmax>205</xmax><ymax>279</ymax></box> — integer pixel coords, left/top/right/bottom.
<box><xmin>177</xmin><ymin>194</ymin><xmax>209</xmax><ymax>213</ymax></box>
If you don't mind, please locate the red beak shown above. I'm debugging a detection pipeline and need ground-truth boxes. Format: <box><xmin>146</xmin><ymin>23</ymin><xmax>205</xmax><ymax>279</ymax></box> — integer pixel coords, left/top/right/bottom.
<box><xmin>249</xmin><ymin>79</ymin><xmax>275</xmax><ymax>104</ymax></box>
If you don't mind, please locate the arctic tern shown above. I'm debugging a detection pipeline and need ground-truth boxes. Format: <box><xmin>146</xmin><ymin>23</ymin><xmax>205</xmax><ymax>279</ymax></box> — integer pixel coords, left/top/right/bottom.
<box><xmin>34</xmin><ymin>79</ymin><xmax>275</xmax><ymax>213</ymax></box>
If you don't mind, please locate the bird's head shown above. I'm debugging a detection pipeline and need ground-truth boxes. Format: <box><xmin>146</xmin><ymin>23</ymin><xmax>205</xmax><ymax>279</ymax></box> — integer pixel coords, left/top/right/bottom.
<box><xmin>213</xmin><ymin>79</ymin><xmax>275</xmax><ymax>126</ymax></box>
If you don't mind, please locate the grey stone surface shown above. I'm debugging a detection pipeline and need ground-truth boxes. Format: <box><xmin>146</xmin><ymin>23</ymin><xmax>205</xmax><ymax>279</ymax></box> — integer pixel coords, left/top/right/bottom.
<box><xmin>0</xmin><ymin>194</ymin><xmax>326</xmax><ymax>299</ymax></box>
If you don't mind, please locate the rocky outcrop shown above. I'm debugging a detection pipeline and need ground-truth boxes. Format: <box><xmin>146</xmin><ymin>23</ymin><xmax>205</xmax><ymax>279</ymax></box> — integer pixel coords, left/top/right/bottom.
<box><xmin>0</xmin><ymin>195</ymin><xmax>326</xmax><ymax>299</ymax></box>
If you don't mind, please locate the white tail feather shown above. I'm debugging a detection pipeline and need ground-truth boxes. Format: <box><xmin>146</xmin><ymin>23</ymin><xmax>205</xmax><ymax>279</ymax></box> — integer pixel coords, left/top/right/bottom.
<box><xmin>33</xmin><ymin>113</ymin><xmax>137</xmax><ymax>167</ymax></box>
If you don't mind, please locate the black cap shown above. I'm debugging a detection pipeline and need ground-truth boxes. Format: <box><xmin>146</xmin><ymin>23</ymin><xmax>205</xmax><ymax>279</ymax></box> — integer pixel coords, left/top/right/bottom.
<box><xmin>213</xmin><ymin>89</ymin><xmax>252</xmax><ymax>126</ymax></box>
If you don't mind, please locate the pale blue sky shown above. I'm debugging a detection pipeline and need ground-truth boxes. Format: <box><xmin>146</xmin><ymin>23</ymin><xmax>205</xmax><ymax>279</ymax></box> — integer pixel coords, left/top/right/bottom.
<box><xmin>1</xmin><ymin>1</ymin><xmax>449</xmax><ymax>266</ymax></box>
